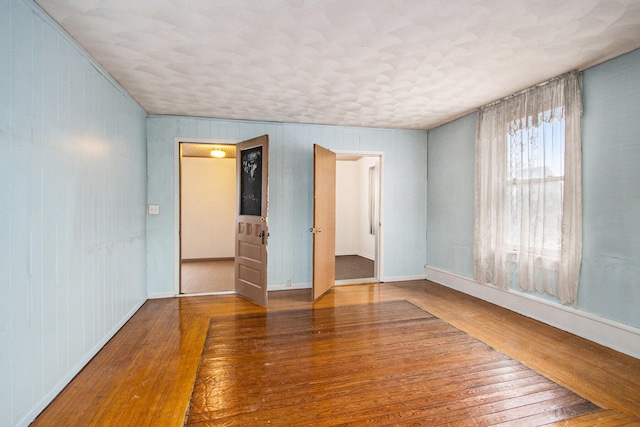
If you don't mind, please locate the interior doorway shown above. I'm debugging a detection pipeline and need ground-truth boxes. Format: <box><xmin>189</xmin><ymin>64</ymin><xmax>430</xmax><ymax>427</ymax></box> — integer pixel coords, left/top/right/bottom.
<box><xmin>179</xmin><ymin>142</ymin><xmax>237</xmax><ymax>294</ymax></box>
<box><xmin>334</xmin><ymin>153</ymin><xmax>382</xmax><ymax>284</ymax></box>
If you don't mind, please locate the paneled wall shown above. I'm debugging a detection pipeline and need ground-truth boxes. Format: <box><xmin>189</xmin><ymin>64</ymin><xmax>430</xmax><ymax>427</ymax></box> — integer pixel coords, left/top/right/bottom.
<box><xmin>0</xmin><ymin>2</ymin><xmax>148</xmax><ymax>426</ymax></box>
<box><xmin>147</xmin><ymin>117</ymin><xmax>427</xmax><ymax>295</ymax></box>
<box><xmin>426</xmin><ymin>49</ymin><xmax>640</xmax><ymax>341</ymax></box>
<box><xmin>426</xmin><ymin>113</ymin><xmax>476</xmax><ymax>277</ymax></box>
<box><xmin>580</xmin><ymin>48</ymin><xmax>640</xmax><ymax>328</ymax></box>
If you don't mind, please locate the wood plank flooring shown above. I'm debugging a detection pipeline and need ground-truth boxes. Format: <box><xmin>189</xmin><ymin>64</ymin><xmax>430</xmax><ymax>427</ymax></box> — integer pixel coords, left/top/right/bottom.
<box><xmin>186</xmin><ymin>301</ymin><xmax>600</xmax><ymax>426</ymax></box>
<box><xmin>31</xmin><ymin>281</ymin><xmax>640</xmax><ymax>426</ymax></box>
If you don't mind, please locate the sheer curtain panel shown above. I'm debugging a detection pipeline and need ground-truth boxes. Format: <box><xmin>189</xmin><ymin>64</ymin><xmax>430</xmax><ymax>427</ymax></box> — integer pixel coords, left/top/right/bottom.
<box><xmin>473</xmin><ymin>72</ymin><xmax>583</xmax><ymax>304</ymax></box>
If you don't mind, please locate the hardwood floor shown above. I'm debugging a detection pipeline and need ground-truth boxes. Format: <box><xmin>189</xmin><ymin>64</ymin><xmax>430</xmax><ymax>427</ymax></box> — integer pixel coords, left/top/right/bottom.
<box><xmin>186</xmin><ymin>301</ymin><xmax>601</xmax><ymax>425</ymax></box>
<box><xmin>31</xmin><ymin>281</ymin><xmax>640</xmax><ymax>426</ymax></box>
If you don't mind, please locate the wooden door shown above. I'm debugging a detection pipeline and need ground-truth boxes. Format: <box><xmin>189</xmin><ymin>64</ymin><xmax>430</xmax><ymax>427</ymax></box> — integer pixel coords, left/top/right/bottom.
<box><xmin>235</xmin><ymin>135</ymin><xmax>269</xmax><ymax>306</ymax></box>
<box><xmin>312</xmin><ymin>144</ymin><xmax>336</xmax><ymax>300</ymax></box>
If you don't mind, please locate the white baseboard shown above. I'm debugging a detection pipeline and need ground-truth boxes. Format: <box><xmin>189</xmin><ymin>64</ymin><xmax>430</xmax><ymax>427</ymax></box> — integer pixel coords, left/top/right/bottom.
<box><xmin>148</xmin><ymin>291</ymin><xmax>176</xmax><ymax>299</ymax></box>
<box><xmin>336</xmin><ymin>278</ymin><xmax>378</xmax><ymax>285</ymax></box>
<box><xmin>425</xmin><ymin>266</ymin><xmax>640</xmax><ymax>360</ymax></box>
<box><xmin>357</xmin><ymin>252</ymin><xmax>375</xmax><ymax>261</ymax></box>
<box><xmin>150</xmin><ymin>286</ymin><xmax>316</xmax><ymax>298</ymax></box>
<box><xmin>267</xmin><ymin>275</ymin><xmax>427</xmax><ymax>291</ymax></box>
<box><xmin>176</xmin><ymin>291</ymin><xmax>236</xmax><ymax>297</ymax></box>
<box><xmin>335</xmin><ymin>250</ymin><xmax>355</xmax><ymax>256</ymax></box>
<box><xmin>269</xmin><ymin>282</ymin><xmax>312</xmax><ymax>291</ymax></box>
<box><xmin>335</xmin><ymin>252</ymin><xmax>375</xmax><ymax>260</ymax></box>
<box><xmin>150</xmin><ymin>287</ymin><xmax>312</xmax><ymax>297</ymax></box>
<box><xmin>382</xmin><ymin>274</ymin><xmax>426</xmax><ymax>282</ymax></box>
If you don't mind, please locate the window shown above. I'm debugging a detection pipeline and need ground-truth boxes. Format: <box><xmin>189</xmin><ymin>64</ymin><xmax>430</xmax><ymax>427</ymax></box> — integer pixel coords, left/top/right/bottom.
<box><xmin>505</xmin><ymin>108</ymin><xmax>564</xmax><ymax>256</ymax></box>
<box><xmin>473</xmin><ymin>72</ymin><xmax>583</xmax><ymax>304</ymax></box>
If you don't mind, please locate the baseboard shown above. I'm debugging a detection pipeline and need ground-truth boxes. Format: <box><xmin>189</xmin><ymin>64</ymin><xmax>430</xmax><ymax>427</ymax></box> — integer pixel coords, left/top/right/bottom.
<box><xmin>425</xmin><ymin>266</ymin><xmax>640</xmax><ymax>360</ymax></box>
<box><xmin>269</xmin><ymin>282</ymin><xmax>311</xmax><ymax>291</ymax></box>
<box><xmin>335</xmin><ymin>251</ymin><xmax>356</xmax><ymax>256</ymax></box>
<box><xmin>335</xmin><ymin>252</ymin><xmax>375</xmax><ymax>261</ymax></box>
<box><xmin>381</xmin><ymin>274</ymin><xmax>426</xmax><ymax>282</ymax></box>
<box><xmin>148</xmin><ymin>291</ymin><xmax>176</xmax><ymax>299</ymax></box>
<box><xmin>151</xmin><ymin>286</ymin><xmax>311</xmax><ymax>296</ymax></box>
<box><xmin>150</xmin><ymin>286</ymin><xmax>313</xmax><ymax>295</ymax></box>
<box><xmin>336</xmin><ymin>278</ymin><xmax>378</xmax><ymax>286</ymax></box>
<box><xmin>176</xmin><ymin>291</ymin><xmax>236</xmax><ymax>297</ymax></box>
<box><xmin>181</xmin><ymin>257</ymin><xmax>234</xmax><ymax>263</ymax></box>
<box><xmin>267</xmin><ymin>275</ymin><xmax>426</xmax><ymax>291</ymax></box>
<box><xmin>17</xmin><ymin>297</ymin><xmax>147</xmax><ymax>427</ymax></box>
<box><xmin>356</xmin><ymin>252</ymin><xmax>375</xmax><ymax>261</ymax></box>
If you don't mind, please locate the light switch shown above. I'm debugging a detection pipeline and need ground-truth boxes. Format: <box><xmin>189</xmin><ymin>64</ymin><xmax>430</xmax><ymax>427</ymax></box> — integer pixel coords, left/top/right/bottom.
<box><xmin>148</xmin><ymin>204</ymin><xmax>160</xmax><ymax>215</ymax></box>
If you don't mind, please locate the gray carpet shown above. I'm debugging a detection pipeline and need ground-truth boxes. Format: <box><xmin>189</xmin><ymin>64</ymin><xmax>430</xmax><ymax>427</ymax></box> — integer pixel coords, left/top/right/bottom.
<box><xmin>335</xmin><ymin>255</ymin><xmax>374</xmax><ymax>280</ymax></box>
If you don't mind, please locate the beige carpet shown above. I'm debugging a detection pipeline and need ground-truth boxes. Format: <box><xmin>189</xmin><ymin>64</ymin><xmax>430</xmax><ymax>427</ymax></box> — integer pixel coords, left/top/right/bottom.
<box><xmin>180</xmin><ymin>260</ymin><xmax>234</xmax><ymax>294</ymax></box>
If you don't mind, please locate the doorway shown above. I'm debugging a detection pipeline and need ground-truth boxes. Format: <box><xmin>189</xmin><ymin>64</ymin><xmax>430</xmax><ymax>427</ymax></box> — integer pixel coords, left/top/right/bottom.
<box><xmin>335</xmin><ymin>153</ymin><xmax>382</xmax><ymax>284</ymax></box>
<box><xmin>179</xmin><ymin>142</ymin><xmax>237</xmax><ymax>294</ymax></box>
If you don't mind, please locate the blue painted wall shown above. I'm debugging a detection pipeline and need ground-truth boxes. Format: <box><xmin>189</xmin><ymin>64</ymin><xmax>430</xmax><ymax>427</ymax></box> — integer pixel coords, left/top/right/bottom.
<box><xmin>426</xmin><ymin>113</ymin><xmax>476</xmax><ymax>278</ymax></box>
<box><xmin>580</xmin><ymin>49</ymin><xmax>640</xmax><ymax>327</ymax></box>
<box><xmin>146</xmin><ymin>117</ymin><xmax>427</xmax><ymax>295</ymax></box>
<box><xmin>0</xmin><ymin>2</ymin><xmax>148</xmax><ymax>426</ymax></box>
<box><xmin>426</xmin><ymin>48</ymin><xmax>640</xmax><ymax>329</ymax></box>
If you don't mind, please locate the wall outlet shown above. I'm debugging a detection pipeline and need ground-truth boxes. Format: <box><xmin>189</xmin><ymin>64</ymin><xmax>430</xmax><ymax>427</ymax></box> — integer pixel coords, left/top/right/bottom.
<box><xmin>285</xmin><ymin>279</ymin><xmax>291</xmax><ymax>287</ymax></box>
<box><xmin>148</xmin><ymin>204</ymin><xmax>160</xmax><ymax>215</ymax></box>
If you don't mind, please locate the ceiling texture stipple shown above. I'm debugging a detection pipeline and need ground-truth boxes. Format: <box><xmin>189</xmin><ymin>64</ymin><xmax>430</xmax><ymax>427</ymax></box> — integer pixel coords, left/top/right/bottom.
<box><xmin>35</xmin><ymin>0</ymin><xmax>640</xmax><ymax>130</ymax></box>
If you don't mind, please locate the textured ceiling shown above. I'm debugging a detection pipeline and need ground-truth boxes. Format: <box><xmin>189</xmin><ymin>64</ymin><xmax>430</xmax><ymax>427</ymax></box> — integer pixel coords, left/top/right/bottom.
<box><xmin>35</xmin><ymin>0</ymin><xmax>640</xmax><ymax>130</ymax></box>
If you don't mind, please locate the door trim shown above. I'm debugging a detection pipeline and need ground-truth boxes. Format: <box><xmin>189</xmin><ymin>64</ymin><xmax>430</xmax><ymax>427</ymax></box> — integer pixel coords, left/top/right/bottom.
<box><xmin>332</xmin><ymin>150</ymin><xmax>384</xmax><ymax>283</ymax></box>
<box><xmin>173</xmin><ymin>137</ymin><xmax>239</xmax><ymax>295</ymax></box>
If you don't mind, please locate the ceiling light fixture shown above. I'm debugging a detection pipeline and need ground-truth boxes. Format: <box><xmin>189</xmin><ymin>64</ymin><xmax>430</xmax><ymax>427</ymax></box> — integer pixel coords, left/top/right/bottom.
<box><xmin>210</xmin><ymin>149</ymin><xmax>225</xmax><ymax>158</ymax></box>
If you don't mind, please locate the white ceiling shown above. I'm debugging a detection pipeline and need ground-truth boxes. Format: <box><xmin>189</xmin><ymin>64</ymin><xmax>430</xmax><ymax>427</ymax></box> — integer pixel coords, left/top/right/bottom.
<box><xmin>35</xmin><ymin>0</ymin><xmax>640</xmax><ymax>130</ymax></box>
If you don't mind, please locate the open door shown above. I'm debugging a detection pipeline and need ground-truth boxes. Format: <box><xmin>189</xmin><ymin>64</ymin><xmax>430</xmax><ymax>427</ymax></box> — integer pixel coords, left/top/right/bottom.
<box><xmin>312</xmin><ymin>144</ymin><xmax>336</xmax><ymax>300</ymax></box>
<box><xmin>235</xmin><ymin>135</ymin><xmax>269</xmax><ymax>306</ymax></box>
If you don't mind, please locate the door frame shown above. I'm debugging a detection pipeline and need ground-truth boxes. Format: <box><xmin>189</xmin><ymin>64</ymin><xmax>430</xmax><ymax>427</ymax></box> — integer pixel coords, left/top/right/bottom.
<box><xmin>173</xmin><ymin>137</ymin><xmax>239</xmax><ymax>295</ymax></box>
<box><xmin>332</xmin><ymin>150</ymin><xmax>384</xmax><ymax>283</ymax></box>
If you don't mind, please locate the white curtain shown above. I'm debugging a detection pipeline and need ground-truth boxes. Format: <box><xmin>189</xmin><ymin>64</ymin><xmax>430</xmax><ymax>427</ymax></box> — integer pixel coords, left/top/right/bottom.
<box><xmin>473</xmin><ymin>72</ymin><xmax>582</xmax><ymax>304</ymax></box>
